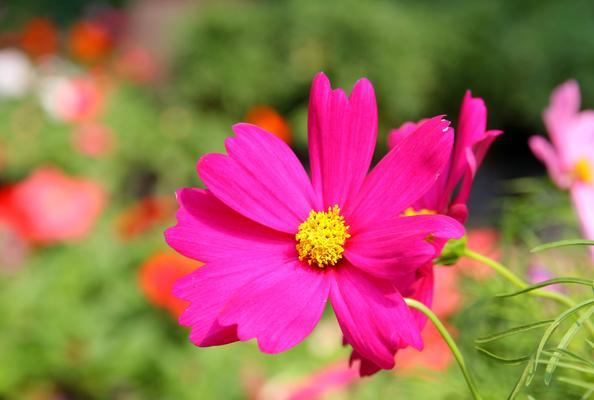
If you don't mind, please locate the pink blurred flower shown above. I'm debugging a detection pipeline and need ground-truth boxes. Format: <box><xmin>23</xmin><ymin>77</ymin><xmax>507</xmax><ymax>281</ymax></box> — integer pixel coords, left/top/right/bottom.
<box><xmin>6</xmin><ymin>167</ymin><xmax>106</xmax><ymax>244</ymax></box>
<box><xmin>529</xmin><ymin>81</ymin><xmax>594</xmax><ymax>259</ymax></box>
<box><xmin>389</xmin><ymin>91</ymin><xmax>502</xmax><ymax>224</ymax></box>
<box><xmin>288</xmin><ymin>363</ymin><xmax>359</xmax><ymax>400</ymax></box>
<box><xmin>166</xmin><ymin>72</ymin><xmax>464</xmax><ymax>375</ymax></box>
<box><xmin>115</xmin><ymin>46</ymin><xmax>160</xmax><ymax>83</ymax></box>
<box><xmin>72</xmin><ymin>122</ymin><xmax>115</xmax><ymax>157</ymax></box>
<box><xmin>40</xmin><ymin>75</ymin><xmax>105</xmax><ymax>123</ymax></box>
<box><xmin>528</xmin><ymin>264</ymin><xmax>565</xmax><ymax>294</ymax></box>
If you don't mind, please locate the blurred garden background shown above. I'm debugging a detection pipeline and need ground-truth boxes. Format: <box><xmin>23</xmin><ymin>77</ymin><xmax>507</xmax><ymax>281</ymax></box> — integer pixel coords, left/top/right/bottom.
<box><xmin>0</xmin><ymin>0</ymin><xmax>593</xmax><ymax>399</ymax></box>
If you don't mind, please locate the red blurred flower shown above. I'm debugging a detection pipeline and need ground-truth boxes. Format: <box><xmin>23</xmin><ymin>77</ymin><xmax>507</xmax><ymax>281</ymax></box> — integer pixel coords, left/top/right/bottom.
<box><xmin>457</xmin><ymin>228</ymin><xmax>499</xmax><ymax>281</ymax></box>
<box><xmin>138</xmin><ymin>250</ymin><xmax>202</xmax><ymax>318</ymax></box>
<box><xmin>72</xmin><ymin>122</ymin><xmax>115</xmax><ymax>157</ymax></box>
<box><xmin>20</xmin><ymin>18</ymin><xmax>58</xmax><ymax>59</ymax></box>
<box><xmin>117</xmin><ymin>196</ymin><xmax>176</xmax><ymax>240</ymax></box>
<box><xmin>245</xmin><ymin>105</ymin><xmax>292</xmax><ymax>144</ymax></box>
<box><xmin>69</xmin><ymin>21</ymin><xmax>113</xmax><ymax>63</ymax></box>
<box><xmin>115</xmin><ymin>46</ymin><xmax>160</xmax><ymax>83</ymax></box>
<box><xmin>0</xmin><ymin>189</ymin><xmax>29</xmax><ymax>270</ymax></box>
<box><xmin>5</xmin><ymin>167</ymin><xmax>106</xmax><ymax>244</ymax></box>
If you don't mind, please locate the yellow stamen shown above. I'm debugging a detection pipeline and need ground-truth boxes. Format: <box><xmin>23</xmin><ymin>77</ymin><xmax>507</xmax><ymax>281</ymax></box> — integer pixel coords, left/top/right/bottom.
<box><xmin>402</xmin><ymin>207</ymin><xmax>437</xmax><ymax>217</ymax></box>
<box><xmin>574</xmin><ymin>158</ymin><xmax>593</xmax><ymax>184</ymax></box>
<box><xmin>296</xmin><ymin>205</ymin><xmax>350</xmax><ymax>268</ymax></box>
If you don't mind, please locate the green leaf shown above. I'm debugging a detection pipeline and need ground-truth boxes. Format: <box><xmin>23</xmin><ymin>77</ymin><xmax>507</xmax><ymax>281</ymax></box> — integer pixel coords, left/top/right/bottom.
<box><xmin>545</xmin><ymin>305</ymin><xmax>594</xmax><ymax>384</ymax></box>
<box><xmin>508</xmin><ymin>357</ymin><xmax>534</xmax><ymax>400</ymax></box>
<box><xmin>543</xmin><ymin>348</ymin><xmax>594</xmax><ymax>367</ymax></box>
<box><xmin>475</xmin><ymin>319</ymin><xmax>554</xmax><ymax>344</ymax></box>
<box><xmin>496</xmin><ymin>278</ymin><xmax>594</xmax><ymax>298</ymax></box>
<box><xmin>475</xmin><ymin>346</ymin><xmax>531</xmax><ymax>364</ymax></box>
<box><xmin>558</xmin><ymin>376</ymin><xmax>594</xmax><ymax>391</ymax></box>
<box><xmin>531</xmin><ymin>299</ymin><xmax>594</xmax><ymax>384</ymax></box>
<box><xmin>531</xmin><ymin>239</ymin><xmax>594</xmax><ymax>253</ymax></box>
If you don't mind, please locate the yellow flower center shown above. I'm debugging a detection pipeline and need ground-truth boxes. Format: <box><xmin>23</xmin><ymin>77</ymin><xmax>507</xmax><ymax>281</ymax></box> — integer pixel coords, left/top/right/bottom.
<box><xmin>296</xmin><ymin>205</ymin><xmax>350</xmax><ymax>268</ymax></box>
<box><xmin>402</xmin><ymin>207</ymin><xmax>437</xmax><ymax>217</ymax></box>
<box><xmin>574</xmin><ymin>158</ymin><xmax>593</xmax><ymax>184</ymax></box>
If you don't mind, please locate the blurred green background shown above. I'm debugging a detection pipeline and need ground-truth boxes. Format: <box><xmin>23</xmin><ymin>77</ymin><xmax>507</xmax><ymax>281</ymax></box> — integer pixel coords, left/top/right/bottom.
<box><xmin>0</xmin><ymin>0</ymin><xmax>593</xmax><ymax>399</ymax></box>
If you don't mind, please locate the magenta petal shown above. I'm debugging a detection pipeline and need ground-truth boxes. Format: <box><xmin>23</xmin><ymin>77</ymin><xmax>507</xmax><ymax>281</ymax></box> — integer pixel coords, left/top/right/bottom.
<box><xmin>529</xmin><ymin>136</ymin><xmax>568</xmax><ymax>188</ymax></box>
<box><xmin>174</xmin><ymin>255</ymin><xmax>285</xmax><ymax>347</ymax></box>
<box><xmin>218</xmin><ymin>261</ymin><xmax>330</xmax><ymax>353</ymax></box>
<box><xmin>198</xmin><ymin>124</ymin><xmax>318</xmax><ymax>234</ymax></box>
<box><xmin>344</xmin><ymin>215</ymin><xmax>464</xmax><ymax>279</ymax></box>
<box><xmin>349</xmin><ymin>116</ymin><xmax>453</xmax><ymax>230</ymax></box>
<box><xmin>330</xmin><ymin>265</ymin><xmax>423</xmax><ymax>370</ymax></box>
<box><xmin>308</xmin><ymin>72</ymin><xmax>378</xmax><ymax>209</ymax></box>
<box><xmin>165</xmin><ymin>188</ymin><xmax>293</xmax><ymax>263</ymax></box>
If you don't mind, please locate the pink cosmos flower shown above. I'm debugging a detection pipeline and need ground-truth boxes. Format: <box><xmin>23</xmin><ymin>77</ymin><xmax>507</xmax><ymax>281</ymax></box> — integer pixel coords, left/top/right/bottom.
<box><xmin>529</xmin><ymin>81</ymin><xmax>594</xmax><ymax>260</ymax></box>
<box><xmin>165</xmin><ymin>73</ymin><xmax>464</xmax><ymax>375</ymax></box>
<box><xmin>387</xmin><ymin>91</ymin><xmax>500</xmax><ymax>330</ymax></box>
<box><xmin>388</xmin><ymin>91</ymin><xmax>502</xmax><ymax>223</ymax></box>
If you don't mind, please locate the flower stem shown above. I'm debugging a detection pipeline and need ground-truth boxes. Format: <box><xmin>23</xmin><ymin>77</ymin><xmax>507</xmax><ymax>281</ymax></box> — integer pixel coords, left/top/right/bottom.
<box><xmin>462</xmin><ymin>249</ymin><xmax>575</xmax><ymax>308</ymax></box>
<box><xmin>462</xmin><ymin>248</ymin><xmax>594</xmax><ymax>337</ymax></box>
<box><xmin>404</xmin><ymin>298</ymin><xmax>483</xmax><ymax>400</ymax></box>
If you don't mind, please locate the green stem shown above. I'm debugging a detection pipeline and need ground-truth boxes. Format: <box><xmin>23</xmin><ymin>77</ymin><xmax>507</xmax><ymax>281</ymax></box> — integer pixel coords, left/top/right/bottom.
<box><xmin>405</xmin><ymin>298</ymin><xmax>483</xmax><ymax>400</ymax></box>
<box><xmin>462</xmin><ymin>248</ymin><xmax>594</xmax><ymax>337</ymax></box>
<box><xmin>462</xmin><ymin>249</ymin><xmax>574</xmax><ymax>308</ymax></box>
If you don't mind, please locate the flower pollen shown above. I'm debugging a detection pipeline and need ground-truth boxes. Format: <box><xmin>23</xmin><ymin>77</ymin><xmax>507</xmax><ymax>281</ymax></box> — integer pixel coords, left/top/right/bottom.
<box><xmin>402</xmin><ymin>207</ymin><xmax>437</xmax><ymax>217</ymax></box>
<box><xmin>296</xmin><ymin>205</ymin><xmax>350</xmax><ymax>268</ymax></box>
<box><xmin>574</xmin><ymin>158</ymin><xmax>593</xmax><ymax>184</ymax></box>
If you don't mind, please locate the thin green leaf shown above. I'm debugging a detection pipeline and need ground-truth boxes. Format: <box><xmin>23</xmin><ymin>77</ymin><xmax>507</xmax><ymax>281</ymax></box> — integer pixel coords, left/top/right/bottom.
<box><xmin>545</xmin><ymin>305</ymin><xmax>594</xmax><ymax>384</ymax></box>
<box><xmin>475</xmin><ymin>346</ymin><xmax>531</xmax><ymax>364</ymax></box>
<box><xmin>496</xmin><ymin>278</ymin><xmax>593</xmax><ymax>298</ymax></box>
<box><xmin>588</xmin><ymin>339</ymin><xmax>594</xmax><ymax>349</ymax></box>
<box><xmin>558</xmin><ymin>376</ymin><xmax>594</xmax><ymax>391</ymax></box>
<box><xmin>580</xmin><ymin>389</ymin><xmax>593</xmax><ymax>400</ymax></box>
<box><xmin>475</xmin><ymin>319</ymin><xmax>553</xmax><ymax>344</ymax></box>
<box><xmin>531</xmin><ymin>299</ymin><xmax>594</xmax><ymax>384</ymax></box>
<box><xmin>531</xmin><ymin>239</ymin><xmax>594</xmax><ymax>252</ymax></box>
<box><xmin>537</xmin><ymin>359</ymin><xmax>594</xmax><ymax>375</ymax></box>
<box><xmin>543</xmin><ymin>348</ymin><xmax>594</xmax><ymax>367</ymax></box>
<box><xmin>508</xmin><ymin>357</ymin><xmax>534</xmax><ymax>400</ymax></box>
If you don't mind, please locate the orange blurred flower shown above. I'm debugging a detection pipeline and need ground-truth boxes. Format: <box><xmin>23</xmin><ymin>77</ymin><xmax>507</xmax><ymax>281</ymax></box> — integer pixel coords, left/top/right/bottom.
<box><xmin>4</xmin><ymin>166</ymin><xmax>106</xmax><ymax>245</ymax></box>
<box><xmin>138</xmin><ymin>250</ymin><xmax>202</xmax><ymax>318</ymax></box>
<box><xmin>245</xmin><ymin>106</ymin><xmax>292</xmax><ymax>144</ymax></box>
<box><xmin>457</xmin><ymin>228</ymin><xmax>499</xmax><ymax>281</ymax></box>
<box><xmin>69</xmin><ymin>21</ymin><xmax>113</xmax><ymax>63</ymax></box>
<box><xmin>432</xmin><ymin>265</ymin><xmax>463</xmax><ymax>319</ymax></box>
<box><xmin>72</xmin><ymin>122</ymin><xmax>115</xmax><ymax>157</ymax></box>
<box><xmin>20</xmin><ymin>18</ymin><xmax>58</xmax><ymax>59</ymax></box>
<box><xmin>117</xmin><ymin>196</ymin><xmax>177</xmax><ymax>240</ymax></box>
